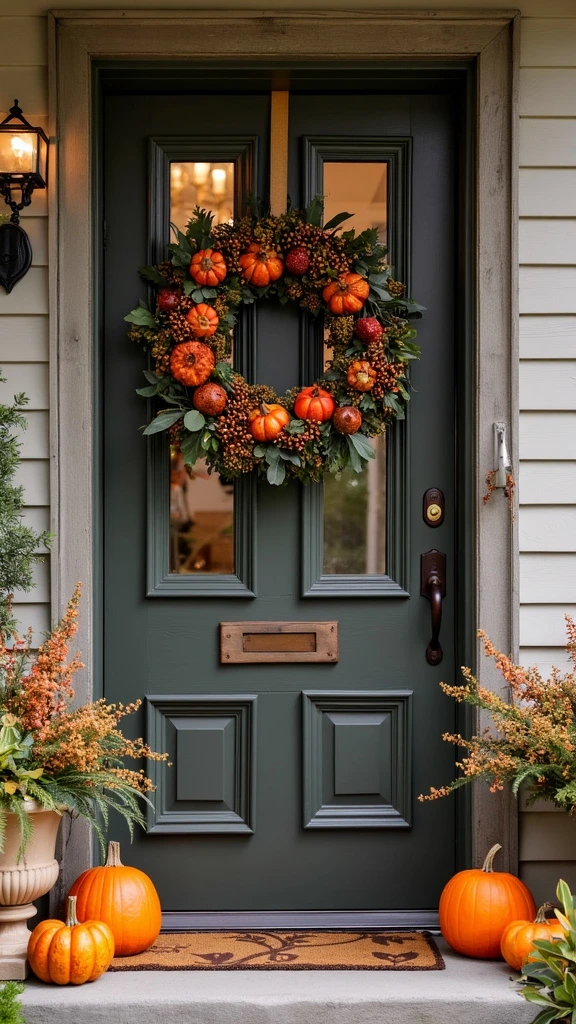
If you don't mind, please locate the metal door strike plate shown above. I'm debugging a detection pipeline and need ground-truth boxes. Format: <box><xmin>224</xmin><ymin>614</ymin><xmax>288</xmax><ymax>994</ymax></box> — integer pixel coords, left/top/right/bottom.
<box><xmin>220</xmin><ymin>622</ymin><xmax>339</xmax><ymax>663</ymax></box>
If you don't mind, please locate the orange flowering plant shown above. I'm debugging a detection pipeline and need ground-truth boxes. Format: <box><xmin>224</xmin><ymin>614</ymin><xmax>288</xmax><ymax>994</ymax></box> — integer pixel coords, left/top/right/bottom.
<box><xmin>0</xmin><ymin>584</ymin><xmax>167</xmax><ymax>859</ymax></box>
<box><xmin>420</xmin><ymin>619</ymin><xmax>576</xmax><ymax>812</ymax></box>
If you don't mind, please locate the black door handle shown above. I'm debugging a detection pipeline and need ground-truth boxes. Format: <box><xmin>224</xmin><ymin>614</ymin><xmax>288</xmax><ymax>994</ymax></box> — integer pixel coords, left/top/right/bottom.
<box><xmin>421</xmin><ymin>550</ymin><xmax>446</xmax><ymax>666</ymax></box>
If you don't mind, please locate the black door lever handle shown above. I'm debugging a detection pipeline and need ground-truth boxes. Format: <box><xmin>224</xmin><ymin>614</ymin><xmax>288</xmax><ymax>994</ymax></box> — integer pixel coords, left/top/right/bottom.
<box><xmin>421</xmin><ymin>550</ymin><xmax>447</xmax><ymax>666</ymax></box>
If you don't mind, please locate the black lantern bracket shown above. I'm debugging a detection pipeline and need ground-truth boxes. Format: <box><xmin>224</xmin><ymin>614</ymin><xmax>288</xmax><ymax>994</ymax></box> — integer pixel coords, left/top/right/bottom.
<box><xmin>0</xmin><ymin>100</ymin><xmax>49</xmax><ymax>294</ymax></box>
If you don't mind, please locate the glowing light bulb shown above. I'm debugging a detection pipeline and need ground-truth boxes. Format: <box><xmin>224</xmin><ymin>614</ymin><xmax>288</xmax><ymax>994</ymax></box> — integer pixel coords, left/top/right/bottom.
<box><xmin>211</xmin><ymin>168</ymin><xmax>227</xmax><ymax>196</ymax></box>
<box><xmin>10</xmin><ymin>135</ymin><xmax>34</xmax><ymax>168</ymax></box>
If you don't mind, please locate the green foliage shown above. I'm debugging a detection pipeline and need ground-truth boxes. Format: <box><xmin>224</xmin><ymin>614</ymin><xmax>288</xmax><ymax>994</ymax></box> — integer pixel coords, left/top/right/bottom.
<box><xmin>0</xmin><ymin>981</ymin><xmax>25</xmax><ymax>1024</ymax></box>
<box><xmin>0</xmin><ymin>372</ymin><xmax>52</xmax><ymax>637</ymax></box>
<box><xmin>519</xmin><ymin>879</ymin><xmax>576</xmax><ymax>1023</ymax></box>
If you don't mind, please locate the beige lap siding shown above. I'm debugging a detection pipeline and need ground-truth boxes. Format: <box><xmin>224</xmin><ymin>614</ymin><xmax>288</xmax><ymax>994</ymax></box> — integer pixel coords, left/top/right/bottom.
<box><xmin>518</xmin><ymin>15</ymin><xmax>576</xmax><ymax>903</ymax></box>
<box><xmin>0</xmin><ymin>2</ymin><xmax>575</xmax><ymax>897</ymax></box>
<box><xmin>0</xmin><ymin>17</ymin><xmax>49</xmax><ymax>644</ymax></box>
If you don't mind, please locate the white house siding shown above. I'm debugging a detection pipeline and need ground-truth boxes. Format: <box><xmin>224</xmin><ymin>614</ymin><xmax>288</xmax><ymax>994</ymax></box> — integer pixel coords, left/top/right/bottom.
<box><xmin>0</xmin><ymin>1</ymin><xmax>575</xmax><ymax>899</ymax></box>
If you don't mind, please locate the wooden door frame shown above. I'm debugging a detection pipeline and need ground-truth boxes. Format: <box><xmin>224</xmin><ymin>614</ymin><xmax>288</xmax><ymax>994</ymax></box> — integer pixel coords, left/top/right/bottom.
<box><xmin>48</xmin><ymin>9</ymin><xmax>520</xmax><ymax>914</ymax></box>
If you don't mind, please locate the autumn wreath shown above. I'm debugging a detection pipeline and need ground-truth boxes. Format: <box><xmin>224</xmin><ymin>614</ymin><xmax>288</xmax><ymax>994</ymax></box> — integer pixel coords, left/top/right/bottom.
<box><xmin>125</xmin><ymin>201</ymin><xmax>424</xmax><ymax>486</ymax></box>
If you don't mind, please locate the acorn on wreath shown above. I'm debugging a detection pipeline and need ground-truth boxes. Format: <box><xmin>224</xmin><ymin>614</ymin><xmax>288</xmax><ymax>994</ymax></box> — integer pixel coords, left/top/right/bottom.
<box><xmin>189</xmin><ymin>249</ymin><xmax>227</xmax><ymax>287</ymax></box>
<box><xmin>170</xmin><ymin>341</ymin><xmax>215</xmax><ymax>386</ymax></box>
<box><xmin>333</xmin><ymin>406</ymin><xmax>363</xmax><ymax>435</ymax></box>
<box><xmin>186</xmin><ymin>303</ymin><xmax>219</xmax><ymax>338</ymax></box>
<box><xmin>294</xmin><ymin>386</ymin><xmax>335</xmax><ymax>423</ymax></box>
<box><xmin>249</xmin><ymin>403</ymin><xmax>291</xmax><ymax>442</ymax></box>
<box><xmin>239</xmin><ymin>244</ymin><xmax>284</xmax><ymax>287</ymax></box>
<box><xmin>347</xmin><ymin>359</ymin><xmax>376</xmax><ymax>392</ymax></box>
<box><xmin>193</xmin><ymin>382</ymin><xmax>227</xmax><ymax>416</ymax></box>
<box><xmin>323</xmin><ymin>273</ymin><xmax>370</xmax><ymax>315</ymax></box>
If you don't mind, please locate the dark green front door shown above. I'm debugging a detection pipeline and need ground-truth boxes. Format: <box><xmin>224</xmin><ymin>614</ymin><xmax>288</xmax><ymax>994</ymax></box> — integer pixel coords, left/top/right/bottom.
<box><xmin>102</xmin><ymin>69</ymin><xmax>462</xmax><ymax>919</ymax></box>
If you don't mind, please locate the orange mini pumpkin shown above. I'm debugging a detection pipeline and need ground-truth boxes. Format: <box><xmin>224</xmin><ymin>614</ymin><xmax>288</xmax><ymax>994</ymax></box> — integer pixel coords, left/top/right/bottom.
<box><xmin>249</xmin><ymin>402</ymin><xmax>291</xmax><ymax>442</ymax></box>
<box><xmin>28</xmin><ymin>895</ymin><xmax>115</xmax><ymax>985</ymax></box>
<box><xmin>439</xmin><ymin>844</ymin><xmax>536</xmax><ymax>959</ymax></box>
<box><xmin>189</xmin><ymin>249</ymin><xmax>227</xmax><ymax>287</ymax></box>
<box><xmin>293</xmin><ymin>386</ymin><xmax>335</xmax><ymax>423</ymax></box>
<box><xmin>185</xmin><ymin>303</ymin><xmax>219</xmax><ymax>338</ymax></box>
<box><xmin>239</xmin><ymin>243</ymin><xmax>284</xmax><ymax>287</ymax></box>
<box><xmin>322</xmin><ymin>273</ymin><xmax>370</xmax><ymax>315</ymax></box>
<box><xmin>347</xmin><ymin>360</ymin><xmax>377</xmax><ymax>392</ymax></box>
<box><xmin>170</xmin><ymin>340</ymin><xmax>215</xmax><ymax>386</ymax></box>
<box><xmin>501</xmin><ymin>904</ymin><xmax>566</xmax><ymax>971</ymax></box>
<box><xmin>68</xmin><ymin>841</ymin><xmax>162</xmax><ymax>957</ymax></box>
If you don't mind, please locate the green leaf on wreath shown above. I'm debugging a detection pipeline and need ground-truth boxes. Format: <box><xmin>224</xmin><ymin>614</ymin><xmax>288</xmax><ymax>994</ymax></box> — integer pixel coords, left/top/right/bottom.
<box><xmin>142</xmin><ymin>410</ymin><xmax>182</xmax><ymax>435</ymax></box>
<box><xmin>252</xmin><ymin>445</ymin><xmax>267</xmax><ymax>458</ymax></box>
<box><xmin>266</xmin><ymin>459</ymin><xmax>286</xmax><ymax>486</ymax></box>
<box><xmin>124</xmin><ymin>307</ymin><xmax>156</xmax><ymax>327</ymax></box>
<box><xmin>305</xmin><ymin>195</ymin><xmax>324</xmax><ymax>227</ymax></box>
<box><xmin>346</xmin><ymin>436</ymin><xmax>362</xmax><ymax>473</ymax></box>
<box><xmin>183</xmin><ymin>280</ymin><xmax>196</xmax><ymax>297</ymax></box>
<box><xmin>323</xmin><ymin>211</ymin><xmax>353</xmax><ymax>231</ymax></box>
<box><xmin>191</xmin><ymin>289</ymin><xmax>205</xmax><ymax>303</ymax></box>
<box><xmin>136</xmin><ymin>384</ymin><xmax>162</xmax><ymax>397</ymax></box>
<box><xmin>278</xmin><ymin>449</ymin><xmax>301</xmax><ymax>466</ymax></box>
<box><xmin>201</xmin><ymin>287</ymin><xmax>218</xmax><ymax>299</ymax></box>
<box><xmin>180</xmin><ymin>429</ymin><xmax>204</xmax><ymax>466</ymax></box>
<box><xmin>265</xmin><ymin>447</ymin><xmax>280</xmax><ymax>465</ymax></box>
<box><xmin>383</xmin><ymin>393</ymin><xmax>405</xmax><ymax>417</ymax></box>
<box><xmin>183</xmin><ymin>410</ymin><xmax>206</xmax><ymax>432</ymax></box>
<box><xmin>139</xmin><ymin>266</ymin><xmax>169</xmax><ymax>286</ymax></box>
<box><xmin>348</xmin><ymin>432</ymin><xmax>376</xmax><ymax>462</ymax></box>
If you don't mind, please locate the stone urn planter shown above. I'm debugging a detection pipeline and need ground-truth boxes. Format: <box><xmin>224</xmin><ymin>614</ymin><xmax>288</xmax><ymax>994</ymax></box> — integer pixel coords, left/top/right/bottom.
<box><xmin>0</xmin><ymin>799</ymin><xmax>61</xmax><ymax>980</ymax></box>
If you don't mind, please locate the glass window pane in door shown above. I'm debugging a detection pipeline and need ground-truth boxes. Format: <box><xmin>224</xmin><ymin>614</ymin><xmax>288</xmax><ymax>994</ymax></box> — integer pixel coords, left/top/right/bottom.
<box><xmin>322</xmin><ymin>163</ymin><xmax>388</xmax><ymax>576</ymax></box>
<box><xmin>168</xmin><ymin>162</ymin><xmax>235</xmax><ymax>575</ymax></box>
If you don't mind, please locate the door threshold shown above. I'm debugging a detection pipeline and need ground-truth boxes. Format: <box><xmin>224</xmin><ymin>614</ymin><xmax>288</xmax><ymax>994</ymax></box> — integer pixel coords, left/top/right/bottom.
<box><xmin>162</xmin><ymin>910</ymin><xmax>439</xmax><ymax>931</ymax></box>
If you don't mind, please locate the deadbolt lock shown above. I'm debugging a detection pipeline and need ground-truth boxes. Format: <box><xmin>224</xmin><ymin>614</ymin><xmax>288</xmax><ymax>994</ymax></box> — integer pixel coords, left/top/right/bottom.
<box><xmin>423</xmin><ymin>488</ymin><xmax>445</xmax><ymax>527</ymax></box>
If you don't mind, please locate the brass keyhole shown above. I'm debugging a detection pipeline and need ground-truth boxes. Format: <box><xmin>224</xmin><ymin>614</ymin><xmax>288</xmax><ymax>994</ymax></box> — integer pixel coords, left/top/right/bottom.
<box><xmin>427</xmin><ymin>503</ymin><xmax>442</xmax><ymax>523</ymax></box>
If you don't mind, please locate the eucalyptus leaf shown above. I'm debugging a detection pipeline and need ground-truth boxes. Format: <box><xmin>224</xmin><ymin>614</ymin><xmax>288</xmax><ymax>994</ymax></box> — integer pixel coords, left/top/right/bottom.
<box><xmin>139</xmin><ymin>266</ymin><xmax>169</xmax><ymax>286</ymax></box>
<box><xmin>265</xmin><ymin>446</ymin><xmax>280</xmax><ymax>465</ymax></box>
<box><xmin>136</xmin><ymin>384</ymin><xmax>161</xmax><ymax>398</ymax></box>
<box><xmin>345</xmin><ymin>436</ymin><xmax>362</xmax><ymax>473</ymax></box>
<box><xmin>142</xmin><ymin>410</ymin><xmax>182</xmax><ymax>435</ymax></box>
<box><xmin>348</xmin><ymin>432</ymin><xmax>376</xmax><ymax>461</ymax></box>
<box><xmin>278</xmin><ymin>449</ymin><xmax>301</xmax><ymax>466</ymax></box>
<box><xmin>323</xmin><ymin>211</ymin><xmax>353</xmax><ymax>231</ymax></box>
<box><xmin>253</xmin><ymin>445</ymin><xmax>267</xmax><ymax>458</ymax></box>
<box><xmin>266</xmin><ymin>459</ymin><xmax>286</xmax><ymax>486</ymax></box>
<box><xmin>183</xmin><ymin>410</ymin><xmax>206</xmax><ymax>433</ymax></box>
<box><xmin>191</xmin><ymin>289</ymin><xmax>205</xmax><ymax>303</ymax></box>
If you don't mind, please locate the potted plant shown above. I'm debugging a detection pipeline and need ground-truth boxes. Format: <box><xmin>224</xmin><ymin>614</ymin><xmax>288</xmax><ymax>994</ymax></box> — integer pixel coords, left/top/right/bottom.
<box><xmin>420</xmin><ymin>619</ymin><xmax>576</xmax><ymax>812</ymax></box>
<box><xmin>0</xmin><ymin>585</ymin><xmax>168</xmax><ymax>978</ymax></box>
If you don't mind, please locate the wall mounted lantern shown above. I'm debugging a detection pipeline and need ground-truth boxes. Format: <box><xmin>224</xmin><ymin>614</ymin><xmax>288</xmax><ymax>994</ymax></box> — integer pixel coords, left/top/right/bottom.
<box><xmin>0</xmin><ymin>100</ymin><xmax>48</xmax><ymax>294</ymax></box>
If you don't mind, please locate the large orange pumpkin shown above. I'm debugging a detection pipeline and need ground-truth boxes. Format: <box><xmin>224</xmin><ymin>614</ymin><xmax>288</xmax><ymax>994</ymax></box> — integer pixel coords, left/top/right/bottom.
<box><xmin>185</xmin><ymin>303</ymin><xmax>219</xmax><ymax>338</ymax></box>
<box><xmin>189</xmin><ymin>249</ymin><xmax>227</xmax><ymax>287</ymax></box>
<box><xmin>439</xmin><ymin>844</ymin><xmax>536</xmax><ymax>959</ymax></box>
<box><xmin>322</xmin><ymin>273</ymin><xmax>370</xmax><ymax>314</ymax></box>
<box><xmin>68</xmin><ymin>841</ymin><xmax>162</xmax><ymax>957</ymax></box>
<box><xmin>500</xmin><ymin>903</ymin><xmax>566</xmax><ymax>971</ymax></box>
<box><xmin>293</xmin><ymin>386</ymin><xmax>335</xmax><ymax>423</ymax></box>
<box><xmin>248</xmin><ymin>402</ymin><xmax>291</xmax><ymax>442</ymax></box>
<box><xmin>239</xmin><ymin>243</ymin><xmax>284</xmax><ymax>287</ymax></box>
<box><xmin>28</xmin><ymin>895</ymin><xmax>114</xmax><ymax>985</ymax></box>
<box><xmin>170</xmin><ymin>340</ymin><xmax>215</xmax><ymax>386</ymax></box>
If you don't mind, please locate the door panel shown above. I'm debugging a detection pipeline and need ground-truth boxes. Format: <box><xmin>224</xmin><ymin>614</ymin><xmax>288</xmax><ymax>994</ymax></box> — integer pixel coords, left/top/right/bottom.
<box><xmin>103</xmin><ymin>79</ymin><xmax>459</xmax><ymax>914</ymax></box>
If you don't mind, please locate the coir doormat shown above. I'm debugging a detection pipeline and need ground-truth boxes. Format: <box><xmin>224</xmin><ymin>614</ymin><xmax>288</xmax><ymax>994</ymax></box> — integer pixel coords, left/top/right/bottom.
<box><xmin>108</xmin><ymin>930</ymin><xmax>445</xmax><ymax>971</ymax></box>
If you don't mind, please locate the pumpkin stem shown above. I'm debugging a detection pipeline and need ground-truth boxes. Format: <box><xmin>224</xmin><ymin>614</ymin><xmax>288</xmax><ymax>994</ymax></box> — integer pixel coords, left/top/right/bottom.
<box><xmin>535</xmin><ymin>902</ymin><xmax>554</xmax><ymax>924</ymax></box>
<box><xmin>481</xmin><ymin>843</ymin><xmax>502</xmax><ymax>872</ymax></box>
<box><xmin>259</xmin><ymin>403</ymin><xmax>270</xmax><ymax>416</ymax></box>
<box><xmin>105</xmin><ymin>840</ymin><xmax>123</xmax><ymax>868</ymax></box>
<box><xmin>66</xmin><ymin>895</ymin><xmax>80</xmax><ymax>928</ymax></box>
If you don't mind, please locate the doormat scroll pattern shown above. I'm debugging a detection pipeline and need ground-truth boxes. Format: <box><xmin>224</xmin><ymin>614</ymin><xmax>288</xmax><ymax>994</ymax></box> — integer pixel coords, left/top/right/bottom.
<box><xmin>109</xmin><ymin>930</ymin><xmax>445</xmax><ymax>971</ymax></box>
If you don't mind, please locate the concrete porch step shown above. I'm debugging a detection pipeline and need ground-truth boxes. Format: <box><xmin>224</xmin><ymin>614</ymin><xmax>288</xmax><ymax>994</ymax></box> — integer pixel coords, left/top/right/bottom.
<box><xmin>21</xmin><ymin>939</ymin><xmax>536</xmax><ymax>1024</ymax></box>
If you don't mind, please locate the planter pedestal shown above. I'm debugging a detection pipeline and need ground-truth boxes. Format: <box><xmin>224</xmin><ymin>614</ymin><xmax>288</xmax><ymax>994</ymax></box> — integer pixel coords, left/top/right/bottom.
<box><xmin>0</xmin><ymin>802</ymin><xmax>61</xmax><ymax>979</ymax></box>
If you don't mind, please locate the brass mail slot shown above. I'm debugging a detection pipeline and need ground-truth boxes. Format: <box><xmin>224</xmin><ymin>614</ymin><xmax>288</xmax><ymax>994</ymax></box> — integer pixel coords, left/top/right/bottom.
<box><xmin>220</xmin><ymin>621</ymin><xmax>338</xmax><ymax>663</ymax></box>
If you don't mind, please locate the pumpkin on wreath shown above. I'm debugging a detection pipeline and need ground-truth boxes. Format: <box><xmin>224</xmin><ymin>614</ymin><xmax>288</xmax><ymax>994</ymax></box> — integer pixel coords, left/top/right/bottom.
<box><xmin>170</xmin><ymin>340</ymin><xmax>215</xmax><ymax>386</ymax></box>
<box><xmin>249</xmin><ymin>403</ymin><xmax>291</xmax><ymax>442</ymax></box>
<box><xmin>239</xmin><ymin>244</ymin><xmax>284</xmax><ymax>287</ymax></box>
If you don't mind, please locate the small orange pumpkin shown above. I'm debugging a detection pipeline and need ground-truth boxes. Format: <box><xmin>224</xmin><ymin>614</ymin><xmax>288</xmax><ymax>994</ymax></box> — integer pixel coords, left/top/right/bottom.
<box><xmin>239</xmin><ymin>243</ymin><xmax>284</xmax><ymax>287</ymax></box>
<box><xmin>347</xmin><ymin>360</ymin><xmax>377</xmax><ymax>392</ymax></box>
<box><xmin>501</xmin><ymin>903</ymin><xmax>567</xmax><ymax>971</ymax></box>
<box><xmin>28</xmin><ymin>895</ymin><xmax>114</xmax><ymax>985</ymax></box>
<box><xmin>185</xmin><ymin>303</ymin><xmax>219</xmax><ymax>338</ymax></box>
<box><xmin>322</xmin><ymin>273</ymin><xmax>370</xmax><ymax>315</ymax></box>
<box><xmin>189</xmin><ymin>249</ymin><xmax>227</xmax><ymax>287</ymax></box>
<box><xmin>293</xmin><ymin>386</ymin><xmax>335</xmax><ymax>423</ymax></box>
<box><xmin>439</xmin><ymin>844</ymin><xmax>536</xmax><ymax>959</ymax></box>
<box><xmin>170</xmin><ymin>340</ymin><xmax>215</xmax><ymax>386</ymax></box>
<box><xmin>249</xmin><ymin>402</ymin><xmax>291</xmax><ymax>442</ymax></box>
<box><xmin>68</xmin><ymin>841</ymin><xmax>162</xmax><ymax>957</ymax></box>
